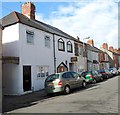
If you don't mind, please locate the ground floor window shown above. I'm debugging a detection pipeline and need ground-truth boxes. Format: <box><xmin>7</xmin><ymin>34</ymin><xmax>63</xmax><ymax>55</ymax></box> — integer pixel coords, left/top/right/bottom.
<box><xmin>36</xmin><ymin>65</ymin><xmax>49</xmax><ymax>78</ymax></box>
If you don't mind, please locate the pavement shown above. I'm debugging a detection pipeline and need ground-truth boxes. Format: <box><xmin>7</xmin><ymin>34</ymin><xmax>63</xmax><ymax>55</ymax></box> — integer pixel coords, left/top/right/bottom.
<box><xmin>3</xmin><ymin>89</ymin><xmax>47</xmax><ymax>113</ymax></box>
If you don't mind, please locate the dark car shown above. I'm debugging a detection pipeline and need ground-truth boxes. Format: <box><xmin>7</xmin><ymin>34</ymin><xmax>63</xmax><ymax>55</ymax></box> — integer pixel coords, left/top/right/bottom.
<box><xmin>97</xmin><ymin>70</ymin><xmax>109</xmax><ymax>79</ymax></box>
<box><xmin>91</xmin><ymin>71</ymin><xmax>103</xmax><ymax>83</ymax></box>
<box><xmin>104</xmin><ymin>69</ymin><xmax>113</xmax><ymax>78</ymax></box>
<box><xmin>81</xmin><ymin>71</ymin><xmax>103</xmax><ymax>83</ymax></box>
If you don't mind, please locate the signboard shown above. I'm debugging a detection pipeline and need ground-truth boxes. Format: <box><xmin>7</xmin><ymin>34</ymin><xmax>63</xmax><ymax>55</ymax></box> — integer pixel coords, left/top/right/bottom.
<box><xmin>71</xmin><ymin>57</ymin><xmax>77</xmax><ymax>62</ymax></box>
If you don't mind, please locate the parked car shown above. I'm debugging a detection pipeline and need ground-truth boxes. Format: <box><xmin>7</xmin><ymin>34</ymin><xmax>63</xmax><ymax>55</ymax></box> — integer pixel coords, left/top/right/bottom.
<box><xmin>109</xmin><ymin>68</ymin><xmax>119</xmax><ymax>76</ymax></box>
<box><xmin>91</xmin><ymin>71</ymin><xmax>103</xmax><ymax>82</ymax></box>
<box><xmin>80</xmin><ymin>71</ymin><xmax>94</xmax><ymax>83</ymax></box>
<box><xmin>81</xmin><ymin>71</ymin><xmax>103</xmax><ymax>83</ymax></box>
<box><xmin>104</xmin><ymin>69</ymin><xmax>113</xmax><ymax>78</ymax></box>
<box><xmin>44</xmin><ymin>71</ymin><xmax>86</xmax><ymax>95</ymax></box>
<box><xmin>118</xmin><ymin>67</ymin><xmax>120</xmax><ymax>75</ymax></box>
<box><xmin>97</xmin><ymin>70</ymin><xmax>109</xmax><ymax>79</ymax></box>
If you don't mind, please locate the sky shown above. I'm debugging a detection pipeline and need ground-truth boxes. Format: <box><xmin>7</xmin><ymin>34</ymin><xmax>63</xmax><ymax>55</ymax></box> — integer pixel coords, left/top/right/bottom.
<box><xmin>0</xmin><ymin>0</ymin><xmax>119</xmax><ymax>49</ymax></box>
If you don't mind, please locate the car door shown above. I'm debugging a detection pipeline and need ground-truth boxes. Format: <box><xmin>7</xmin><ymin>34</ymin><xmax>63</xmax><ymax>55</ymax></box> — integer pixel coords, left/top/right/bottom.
<box><xmin>93</xmin><ymin>71</ymin><xmax>100</xmax><ymax>81</ymax></box>
<box><xmin>66</xmin><ymin>72</ymin><xmax>76</xmax><ymax>89</ymax></box>
<box><xmin>92</xmin><ymin>71</ymin><xmax>97</xmax><ymax>80</ymax></box>
<box><xmin>71</xmin><ymin>72</ymin><xmax>83</xmax><ymax>88</ymax></box>
<box><xmin>62</xmin><ymin>72</ymin><xmax>75</xmax><ymax>89</ymax></box>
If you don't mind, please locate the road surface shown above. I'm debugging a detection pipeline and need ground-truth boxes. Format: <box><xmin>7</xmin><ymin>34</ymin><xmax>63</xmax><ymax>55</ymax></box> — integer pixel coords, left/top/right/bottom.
<box><xmin>7</xmin><ymin>76</ymin><xmax>119</xmax><ymax>113</ymax></box>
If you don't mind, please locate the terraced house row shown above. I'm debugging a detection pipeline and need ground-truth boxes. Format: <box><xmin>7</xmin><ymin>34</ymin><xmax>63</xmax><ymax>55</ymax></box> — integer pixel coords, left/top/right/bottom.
<box><xmin>1</xmin><ymin>2</ymin><xmax>120</xmax><ymax>95</ymax></box>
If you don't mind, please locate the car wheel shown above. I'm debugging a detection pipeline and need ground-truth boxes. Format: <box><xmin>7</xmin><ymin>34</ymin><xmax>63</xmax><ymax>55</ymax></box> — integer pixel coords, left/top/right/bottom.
<box><xmin>64</xmin><ymin>85</ymin><xmax>70</xmax><ymax>94</ymax></box>
<box><xmin>106</xmin><ymin>75</ymin><xmax>109</xmax><ymax>79</ymax></box>
<box><xmin>93</xmin><ymin>79</ymin><xmax>96</xmax><ymax>84</ymax></box>
<box><xmin>101</xmin><ymin>77</ymin><xmax>103</xmax><ymax>81</ymax></box>
<box><xmin>82</xmin><ymin>81</ymin><xmax>86</xmax><ymax>88</ymax></box>
<box><xmin>47</xmin><ymin>93</ymin><xmax>53</xmax><ymax>97</ymax></box>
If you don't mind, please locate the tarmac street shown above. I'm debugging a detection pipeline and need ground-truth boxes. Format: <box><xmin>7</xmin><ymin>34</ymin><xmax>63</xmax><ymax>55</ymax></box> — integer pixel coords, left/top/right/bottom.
<box><xmin>3</xmin><ymin>76</ymin><xmax>119</xmax><ymax>113</ymax></box>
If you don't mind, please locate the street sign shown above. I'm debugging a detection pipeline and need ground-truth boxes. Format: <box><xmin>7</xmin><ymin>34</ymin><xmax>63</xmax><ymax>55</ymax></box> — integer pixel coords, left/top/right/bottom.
<box><xmin>71</xmin><ymin>57</ymin><xmax>77</xmax><ymax>62</ymax></box>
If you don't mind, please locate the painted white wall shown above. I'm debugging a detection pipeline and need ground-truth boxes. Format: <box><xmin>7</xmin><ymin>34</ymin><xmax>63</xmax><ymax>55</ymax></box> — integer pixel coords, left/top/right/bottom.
<box><xmin>2</xmin><ymin>24</ymin><xmax>19</xmax><ymax>57</ymax></box>
<box><xmin>2</xmin><ymin>24</ymin><xmax>21</xmax><ymax>95</ymax></box>
<box><xmin>54</xmin><ymin>35</ymin><xmax>75</xmax><ymax>71</ymax></box>
<box><xmin>2</xmin><ymin>64</ymin><xmax>21</xmax><ymax>95</ymax></box>
<box><xmin>19</xmin><ymin>23</ymin><xmax>54</xmax><ymax>92</ymax></box>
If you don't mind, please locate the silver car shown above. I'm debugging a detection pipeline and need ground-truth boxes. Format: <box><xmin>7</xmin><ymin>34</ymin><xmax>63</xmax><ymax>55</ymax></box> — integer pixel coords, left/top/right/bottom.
<box><xmin>44</xmin><ymin>71</ymin><xmax>86</xmax><ymax>95</ymax></box>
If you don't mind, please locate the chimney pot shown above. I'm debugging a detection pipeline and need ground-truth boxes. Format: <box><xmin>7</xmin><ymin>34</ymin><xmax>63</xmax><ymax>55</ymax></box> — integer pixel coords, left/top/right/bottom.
<box><xmin>109</xmin><ymin>46</ymin><xmax>114</xmax><ymax>52</ymax></box>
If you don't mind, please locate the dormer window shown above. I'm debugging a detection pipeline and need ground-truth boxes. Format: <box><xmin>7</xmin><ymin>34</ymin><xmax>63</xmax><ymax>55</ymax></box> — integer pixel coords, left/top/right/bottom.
<box><xmin>58</xmin><ymin>38</ymin><xmax>65</xmax><ymax>51</ymax></box>
<box><xmin>67</xmin><ymin>41</ymin><xmax>73</xmax><ymax>53</ymax></box>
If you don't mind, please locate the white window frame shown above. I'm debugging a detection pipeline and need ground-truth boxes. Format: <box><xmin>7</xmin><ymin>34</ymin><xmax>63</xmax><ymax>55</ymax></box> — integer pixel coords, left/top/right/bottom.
<box><xmin>67</xmin><ymin>41</ymin><xmax>73</xmax><ymax>53</ymax></box>
<box><xmin>36</xmin><ymin>65</ymin><xmax>49</xmax><ymax>78</ymax></box>
<box><xmin>45</xmin><ymin>36</ymin><xmax>51</xmax><ymax>48</ymax></box>
<box><xmin>26</xmin><ymin>30</ymin><xmax>34</xmax><ymax>44</ymax></box>
<box><xmin>58</xmin><ymin>38</ymin><xmax>65</xmax><ymax>51</ymax></box>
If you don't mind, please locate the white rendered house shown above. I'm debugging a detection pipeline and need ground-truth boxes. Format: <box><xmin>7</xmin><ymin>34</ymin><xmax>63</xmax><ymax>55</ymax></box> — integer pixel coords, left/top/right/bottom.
<box><xmin>2</xmin><ymin>2</ymin><xmax>86</xmax><ymax>95</ymax></box>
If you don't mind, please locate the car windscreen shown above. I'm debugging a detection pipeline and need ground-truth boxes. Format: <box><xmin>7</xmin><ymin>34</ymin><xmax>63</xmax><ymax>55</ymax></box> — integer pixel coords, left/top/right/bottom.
<box><xmin>105</xmin><ymin>70</ymin><xmax>109</xmax><ymax>73</ymax></box>
<box><xmin>46</xmin><ymin>74</ymin><xmax>59</xmax><ymax>82</ymax></box>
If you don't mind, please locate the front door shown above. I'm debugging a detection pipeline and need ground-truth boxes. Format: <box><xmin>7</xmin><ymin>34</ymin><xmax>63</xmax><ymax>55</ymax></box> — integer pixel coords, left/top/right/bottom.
<box><xmin>69</xmin><ymin>63</ymin><xmax>74</xmax><ymax>71</ymax></box>
<box><xmin>23</xmin><ymin>66</ymin><xmax>31</xmax><ymax>92</ymax></box>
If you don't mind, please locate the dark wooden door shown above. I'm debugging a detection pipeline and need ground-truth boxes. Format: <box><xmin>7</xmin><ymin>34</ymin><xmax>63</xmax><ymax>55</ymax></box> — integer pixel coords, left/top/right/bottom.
<box><xmin>23</xmin><ymin>66</ymin><xmax>31</xmax><ymax>92</ymax></box>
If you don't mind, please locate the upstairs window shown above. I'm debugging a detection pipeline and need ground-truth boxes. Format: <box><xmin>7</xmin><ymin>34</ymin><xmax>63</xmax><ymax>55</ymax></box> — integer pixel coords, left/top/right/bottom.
<box><xmin>67</xmin><ymin>41</ymin><xmax>73</xmax><ymax>53</ymax></box>
<box><xmin>74</xmin><ymin>43</ymin><xmax>79</xmax><ymax>56</ymax></box>
<box><xmin>58</xmin><ymin>38</ymin><xmax>65</xmax><ymax>51</ymax></box>
<box><xmin>45</xmin><ymin>36</ymin><xmax>51</xmax><ymax>48</ymax></box>
<box><xmin>26</xmin><ymin>30</ymin><xmax>34</xmax><ymax>44</ymax></box>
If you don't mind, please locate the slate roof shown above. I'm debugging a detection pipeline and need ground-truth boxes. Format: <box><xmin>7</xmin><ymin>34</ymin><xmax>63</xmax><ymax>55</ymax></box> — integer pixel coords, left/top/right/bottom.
<box><xmin>0</xmin><ymin>24</ymin><xmax>3</xmax><ymax>30</ymax></box>
<box><xmin>1</xmin><ymin>11</ymin><xmax>79</xmax><ymax>41</ymax></box>
<box><xmin>87</xmin><ymin>44</ymin><xmax>103</xmax><ymax>53</ymax></box>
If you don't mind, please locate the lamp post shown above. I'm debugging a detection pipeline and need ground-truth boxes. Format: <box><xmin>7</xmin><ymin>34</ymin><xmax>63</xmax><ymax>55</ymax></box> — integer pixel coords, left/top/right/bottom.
<box><xmin>83</xmin><ymin>37</ymin><xmax>90</xmax><ymax>71</ymax></box>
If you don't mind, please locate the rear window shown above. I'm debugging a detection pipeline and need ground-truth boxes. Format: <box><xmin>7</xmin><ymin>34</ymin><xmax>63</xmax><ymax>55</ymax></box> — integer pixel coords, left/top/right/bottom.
<box><xmin>105</xmin><ymin>70</ymin><xmax>109</xmax><ymax>73</ymax></box>
<box><xmin>46</xmin><ymin>74</ymin><xmax>59</xmax><ymax>82</ymax></box>
<box><xmin>98</xmin><ymin>70</ymin><xmax>105</xmax><ymax>73</ymax></box>
<box><xmin>62</xmin><ymin>72</ymin><xmax>73</xmax><ymax>79</ymax></box>
<box><xmin>81</xmin><ymin>72</ymin><xmax>87</xmax><ymax>77</ymax></box>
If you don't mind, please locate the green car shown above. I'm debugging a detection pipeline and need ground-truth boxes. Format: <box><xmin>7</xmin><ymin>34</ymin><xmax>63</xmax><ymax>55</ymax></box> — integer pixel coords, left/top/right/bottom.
<box><xmin>44</xmin><ymin>71</ymin><xmax>86</xmax><ymax>95</ymax></box>
<box><xmin>81</xmin><ymin>71</ymin><xmax>103</xmax><ymax>83</ymax></box>
<box><xmin>81</xmin><ymin>71</ymin><xmax>94</xmax><ymax>83</ymax></box>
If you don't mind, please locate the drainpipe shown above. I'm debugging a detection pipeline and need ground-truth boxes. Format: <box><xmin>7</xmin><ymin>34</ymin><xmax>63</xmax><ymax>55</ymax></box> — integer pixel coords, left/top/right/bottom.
<box><xmin>53</xmin><ymin>34</ymin><xmax>56</xmax><ymax>73</ymax></box>
<box><xmin>0</xmin><ymin>24</ymin><xmax>3</xmax><ymax>113</ymax></box>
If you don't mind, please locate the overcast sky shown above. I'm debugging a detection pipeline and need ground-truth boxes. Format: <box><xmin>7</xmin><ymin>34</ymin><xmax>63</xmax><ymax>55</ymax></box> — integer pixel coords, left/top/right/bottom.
<box><xmin>1</xmin><ymin>0</ymin><xmax>119</xmax><ymax>49</ymax></box>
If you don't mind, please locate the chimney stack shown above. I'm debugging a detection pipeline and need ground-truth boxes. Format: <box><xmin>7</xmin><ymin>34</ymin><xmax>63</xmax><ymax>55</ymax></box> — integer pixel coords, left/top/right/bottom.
<box><xmin>109</xmin><ymin>46</ymin><xmax>114</xmax><ymax>52</ymax></box>
<box><xmin>102</xmin><ymin>43</ymin><xmax>108</xmax><ymax>50</ymax></box>
<box><xmin>114</xmin><ymin>49</ymin><xmax>118</xmax><ymax>53</ymax></box>
<box><xmin>22</xmin><ymin>2</ymin><xmax>35</xmax><ymax>20</ymax></box>
<box><xmin>87</xmin><ymin>39</ymin><xmax>94</xmax><ymax>46</ymax></box>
